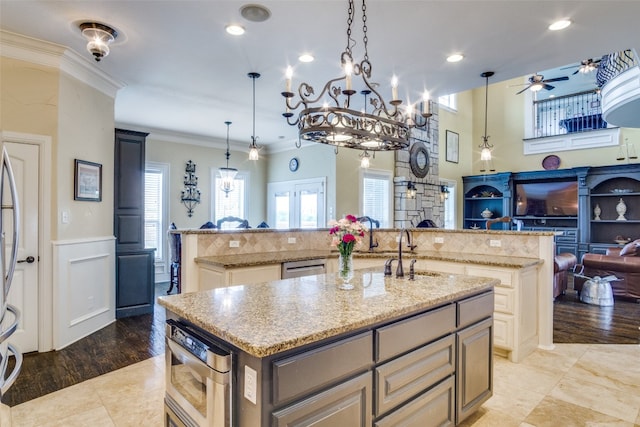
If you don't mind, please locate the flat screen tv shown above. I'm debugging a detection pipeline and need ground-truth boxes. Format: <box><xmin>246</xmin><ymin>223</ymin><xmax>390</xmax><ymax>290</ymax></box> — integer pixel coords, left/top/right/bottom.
<box><xmin>514</xmin><ymin>181</ymin><xmax>578</xmax><ymax>217</ymax></box>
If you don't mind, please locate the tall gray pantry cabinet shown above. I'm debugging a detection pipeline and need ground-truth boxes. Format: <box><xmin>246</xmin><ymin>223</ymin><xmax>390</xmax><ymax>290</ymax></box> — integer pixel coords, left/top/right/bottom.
<box><xmin>114</xmin><ymin>129</ymin><xmax>155</xmax><ymax>318</ymax></box>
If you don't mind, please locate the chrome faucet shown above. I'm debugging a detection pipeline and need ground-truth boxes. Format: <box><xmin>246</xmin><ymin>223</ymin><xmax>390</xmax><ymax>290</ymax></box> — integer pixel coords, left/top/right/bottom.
<box><xmin>396</xmin><ymin>228</ymin><xmax>417</xmax><ymax>278</ymax></box>
<box><xmin>357</xmin><ymin>216</ymin><xmax>379</xmax><ymax>252</ymax></box>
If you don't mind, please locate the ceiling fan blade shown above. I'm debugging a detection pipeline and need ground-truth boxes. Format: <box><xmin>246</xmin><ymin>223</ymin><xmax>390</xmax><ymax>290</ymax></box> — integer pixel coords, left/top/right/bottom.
<box><xmin>543</xmin><ymin>84</ymin><xmax>555</xmax><ymax>91</ymax></box>
<box><xmin>544</xmin><ymin>76</ymin><xmax>569</xmax><ymax>83</ymax></box>
<box><xmin>572</xmin><ymin>69</ymin><xmax>580</xmax><ymax>75</ymax></box>
<box><xmin>515</xmin><ymin>86</ymin><xmax>530</xmax><ymax>95</ymax></box>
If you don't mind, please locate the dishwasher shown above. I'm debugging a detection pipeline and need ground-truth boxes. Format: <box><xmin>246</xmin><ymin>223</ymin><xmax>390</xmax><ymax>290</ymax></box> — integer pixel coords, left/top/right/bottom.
<box><xmin>281</xmin><ymin>258</ymin><xmax>327</xmax><ymax>279</ymax></box>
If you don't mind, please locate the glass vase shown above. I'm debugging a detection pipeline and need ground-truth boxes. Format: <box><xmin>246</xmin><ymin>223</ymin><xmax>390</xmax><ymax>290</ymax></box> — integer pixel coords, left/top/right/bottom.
<box><xmin>338</xmin><ymin>253</ymin><xmax>354</xmax><ymax>290</ymax></box>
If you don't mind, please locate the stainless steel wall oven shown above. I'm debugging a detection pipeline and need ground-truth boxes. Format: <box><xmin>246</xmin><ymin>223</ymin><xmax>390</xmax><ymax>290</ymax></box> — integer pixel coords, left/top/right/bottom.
<box><xmin>165</xmin><ymin>319</ymin><xmax>233</xmax><ymax>427</ymax></box>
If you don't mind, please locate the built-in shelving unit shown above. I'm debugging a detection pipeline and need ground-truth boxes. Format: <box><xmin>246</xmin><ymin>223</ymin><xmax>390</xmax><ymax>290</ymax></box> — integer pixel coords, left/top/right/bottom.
<box><xmin>463</xmin><ymin>173</ymin><xmax>511</xmax><ymax>230</ymax></box>
<box><xmin>463</xmin><ymin>164</ymin><xmax>640</xmax><ymax>259</ymax></box>
<box><xmin>586</xmin><ymin>170</ymin><xmax>640</xmax><ymax>254</ymax></box>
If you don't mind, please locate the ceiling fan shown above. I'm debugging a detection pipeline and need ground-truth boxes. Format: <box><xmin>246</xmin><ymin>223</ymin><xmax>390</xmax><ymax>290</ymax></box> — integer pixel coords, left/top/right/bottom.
<box><xmin>514</xmin><ymin>73</ymin><xmax>569</xmax><ymax>95</ymax></box>
<box><xmin>561</xmin><ymin>58</ymin><xmax>602</xmax><ymax>75</ymax></box>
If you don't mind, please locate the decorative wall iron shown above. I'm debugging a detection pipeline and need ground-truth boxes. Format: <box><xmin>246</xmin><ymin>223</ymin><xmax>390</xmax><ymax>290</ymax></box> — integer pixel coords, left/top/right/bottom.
<box><xmin>180</xmin><ymin>160</ymin><xmax>200</xmax><ymax>217</ymax></box>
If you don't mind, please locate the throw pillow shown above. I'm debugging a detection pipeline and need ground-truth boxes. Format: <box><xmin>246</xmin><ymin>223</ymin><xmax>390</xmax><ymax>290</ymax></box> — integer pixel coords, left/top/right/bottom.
<box><xmin>619</xmin><ymin>239</ymin><xmax>640</xmax><ymax>256</ymax></box>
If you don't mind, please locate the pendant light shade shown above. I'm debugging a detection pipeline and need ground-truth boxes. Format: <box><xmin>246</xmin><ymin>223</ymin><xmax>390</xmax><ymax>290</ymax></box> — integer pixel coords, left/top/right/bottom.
<box><xmin>219</xmin><ymin>121</ymin><xmax>238</xmax><ymax>196</ymax></box>
<box><xmin>479</xmin><ymin>71</ymin><xmax>495</xmax><ymax>172</ymax></box>
<box><xmin>248</xmin><ymin>72</ymin><xmax>261</xmax><ymax>160</ymax></box>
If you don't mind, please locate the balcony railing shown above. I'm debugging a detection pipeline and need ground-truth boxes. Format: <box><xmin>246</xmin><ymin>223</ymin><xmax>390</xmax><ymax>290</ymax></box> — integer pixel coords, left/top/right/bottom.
<box><xmin>533</xmin><ymin>90</ymin><xmax>606</xmax><ymax>138</ymax></box>
<box><xmin>596</xmin><ymin>49</ymin><xmax>638</xmax><ymax>88</ymax></box>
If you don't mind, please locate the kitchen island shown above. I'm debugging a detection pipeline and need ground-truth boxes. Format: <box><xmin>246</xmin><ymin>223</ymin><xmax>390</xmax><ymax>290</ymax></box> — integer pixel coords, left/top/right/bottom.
<box><xmin>158</xmin><ymin>268</ymin><xmax>497</xmax><ymax>426</ymax></box>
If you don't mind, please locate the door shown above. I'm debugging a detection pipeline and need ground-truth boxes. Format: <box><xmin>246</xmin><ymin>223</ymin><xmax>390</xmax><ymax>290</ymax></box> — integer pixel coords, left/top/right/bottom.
<box><xmin>268</xmin><ymin>178</ymin><xmax>326</xmax><ymax>229</ymax></box>
<box><xmin>3</xmin><ymin>142</ymin><xmax>39</xmax><ymax>353</ymax></box>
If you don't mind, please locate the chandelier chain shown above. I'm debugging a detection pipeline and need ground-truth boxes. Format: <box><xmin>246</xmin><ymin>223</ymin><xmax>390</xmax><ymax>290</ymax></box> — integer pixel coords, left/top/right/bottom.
<box><xmin>361</xmin><ymin>0</ymin><xmax>369</xmax><ymax>62</ymax></box>
<box><xmin>345</xmin><ymin>0</ymin><xmax>354</xmax><ymax>58</ymax></box>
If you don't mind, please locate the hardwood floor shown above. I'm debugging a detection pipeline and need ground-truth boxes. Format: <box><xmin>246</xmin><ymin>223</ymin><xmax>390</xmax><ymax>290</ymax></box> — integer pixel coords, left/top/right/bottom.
<box><xmin>553</xmin><ymin>289</ymin><xmax>640</xmax><ymax>344</ymax></box>
<box><xmin>2</xmin><ymin>283</ymin><xmax>638</xmax><ymax>408</ymax></box>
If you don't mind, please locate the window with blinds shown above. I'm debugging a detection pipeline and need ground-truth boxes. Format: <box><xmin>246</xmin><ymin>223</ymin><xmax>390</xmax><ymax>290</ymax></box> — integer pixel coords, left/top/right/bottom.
<box><xmin>144</xmin><ymin>169</ymin><xmax>164</xmax><ymax>258</ymax></box>
<box><xmin>362</xmin><ymin>170</ymin><xmax>391</xmax><ymax>228</ymax></box>
<box><xmin>214</xmin><ymin>174</ymin><xmax>247</xmax><ymax>227</ymax></box>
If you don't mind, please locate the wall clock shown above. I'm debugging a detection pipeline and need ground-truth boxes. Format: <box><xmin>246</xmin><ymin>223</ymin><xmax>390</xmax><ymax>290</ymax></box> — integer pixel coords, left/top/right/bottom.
<box><xmin>289</xmin><ymin>157</ymin><xmax>299</xmax><ymax>172</ymax></box>
<box><xmin>409</xmin><ymin>142</ymin><xmax>430</xmax><ymax>178</ymax></box>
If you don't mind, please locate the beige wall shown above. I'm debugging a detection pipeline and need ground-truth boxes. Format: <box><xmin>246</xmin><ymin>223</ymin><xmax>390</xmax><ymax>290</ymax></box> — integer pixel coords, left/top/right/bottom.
<box><xmin>1</xmin><ymin>56</ymin><xmax>115</xmax><ymax>240</ymax></box>
<box><xmin>57</xmin><ymin>73</ymin><xmax>115</xmax><ymax>239</ymax></box>
<box><xmin>146</xmin><ymin>137</ymin><xmax>267</xmax><ymax>229</ymax></box>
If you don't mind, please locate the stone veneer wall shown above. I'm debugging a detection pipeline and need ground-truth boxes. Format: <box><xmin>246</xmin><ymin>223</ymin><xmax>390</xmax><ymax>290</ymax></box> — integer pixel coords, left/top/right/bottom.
<box><xmin>394</xmin><ymin>103</ymin><xmax>445</xmax><ymax>228</ymax></box>
<box><xmin>193</xmin><ymin>228</ymin><xmax>548</xmax><ymax>260</ymax></box>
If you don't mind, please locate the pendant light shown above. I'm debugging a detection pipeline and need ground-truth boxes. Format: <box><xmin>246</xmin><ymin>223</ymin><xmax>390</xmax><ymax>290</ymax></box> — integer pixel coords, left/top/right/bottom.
<box><xmin>248</xmin><ymin>72</ymin><xmax>261</xmax><ymax>161</ymax></box>
<box><xmin>219</xmin><ymin>121</ymin><xmax>238</xmax><ymax>196</ymax></box>
<box><xmin>479</xmin><ymin>71</ymin><xmax>495</xmax><ymax>173</ymax></box>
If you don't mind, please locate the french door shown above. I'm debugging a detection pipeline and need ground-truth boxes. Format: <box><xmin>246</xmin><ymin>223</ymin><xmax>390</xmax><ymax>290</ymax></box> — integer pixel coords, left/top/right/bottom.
<box><xmin>267</xmin><ymin>178</ymin><xmax>326</xmax><ymax>229</ymax></box>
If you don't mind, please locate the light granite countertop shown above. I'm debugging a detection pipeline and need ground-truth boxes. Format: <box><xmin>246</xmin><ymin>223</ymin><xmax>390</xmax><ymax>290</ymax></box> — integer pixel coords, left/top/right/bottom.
<box><xmin>195</xmin><ymin>249</ymin><xmax>541</xmax><ymax>269</ymax></box>
<box><xmin>157</xmin><ymin>269</ymin><xmax>497</xmax><ymax>358</ymax></box>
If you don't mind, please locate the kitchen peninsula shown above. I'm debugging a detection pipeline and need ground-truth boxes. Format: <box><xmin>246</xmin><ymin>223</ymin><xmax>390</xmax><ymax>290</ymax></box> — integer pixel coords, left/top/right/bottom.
<box><xmin>159</xmin><ymin>269</ymin><xmax>497</xmax><ymax>426</ymax></box>
<box><xmin>175</xmin><ymin>227</ymin><xmax>554</xmax><ymax>362</ymax></box>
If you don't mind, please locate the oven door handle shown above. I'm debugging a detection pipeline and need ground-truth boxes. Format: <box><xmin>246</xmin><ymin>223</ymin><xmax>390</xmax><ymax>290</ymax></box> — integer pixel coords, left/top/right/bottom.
<box><xmin>166</xmin><ymin>338</ymin><xmax>229</xmax><ymax>383</ymax></box>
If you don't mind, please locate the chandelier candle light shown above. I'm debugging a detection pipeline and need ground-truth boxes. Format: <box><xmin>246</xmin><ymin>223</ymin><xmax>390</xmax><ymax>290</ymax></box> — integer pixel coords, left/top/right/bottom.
<box><xmin>329</xmin><ymin>215</ymin><xmax>367</xmax><ymax>289</ymax></box>
<box><xmin>282</xmin><ymin>0</ymin><xmax>432</xmax><ymax>151</ymax></box>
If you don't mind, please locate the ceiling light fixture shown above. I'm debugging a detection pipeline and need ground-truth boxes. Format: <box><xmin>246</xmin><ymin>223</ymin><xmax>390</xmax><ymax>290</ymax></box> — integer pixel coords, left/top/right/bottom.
<box><xmin>479</xmin><ymin>71</ymin><xmax>495</xmax><ymax>173</ymax></box>
<box><xmin>298</xmin><ymin>54</ymin><xmax>314</xmax><ymax>63</ymax></box>
<box><xmin>446</xmin><ymin>53</ymin><xmax>464</xmax><ymax>63</ymax></box>
<box><xmin>248</xmin><ymin>72</ymin><xmax>261</xmax><ymax>161</ymax></box>
<box><xmin>549</xmin><ymin>19</ymin><xmax>571</xmax><ymax>31</ymax></box>
<box><xmin>79</xmin><ymin>22</ymin><xmax>118</xmax><ymax>62</ymax></box>
<box><xmin>219</xmin><ymin>121</ymin><xmax>238</xmax><ymax>196</ymax></box>
<box><xmin>225</xmin><ymin>24</ymin><xmax>245</xmax><ymax>35</ymax></box>
<box><xmin>281</xmin><ymin>0</ymin><xmax>431</xmax><ymax>152</ymax></box>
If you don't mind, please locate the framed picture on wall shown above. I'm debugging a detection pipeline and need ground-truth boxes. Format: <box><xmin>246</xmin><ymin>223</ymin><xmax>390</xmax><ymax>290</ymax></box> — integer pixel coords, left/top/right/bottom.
<box><xmin>74</xmin><ymin>159</ymin><xmax>102</xmax><ymax>201</ymax></box>
<box><xmin>445</xmin><ymin>130</ymin><xmax>459</xmax><ymax>163</ymax></box>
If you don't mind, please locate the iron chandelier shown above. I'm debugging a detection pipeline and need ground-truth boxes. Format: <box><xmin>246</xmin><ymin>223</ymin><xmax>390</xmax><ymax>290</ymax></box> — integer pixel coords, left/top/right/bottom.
<box><xmin>281</xmin><ymin>0</ymin><xmax>432</xmax><ymax>151</ymax></box>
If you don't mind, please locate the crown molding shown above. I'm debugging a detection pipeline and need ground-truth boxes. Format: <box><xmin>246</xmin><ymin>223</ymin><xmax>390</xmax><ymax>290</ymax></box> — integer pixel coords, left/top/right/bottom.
<box><xmin>0</xmin><ymin>30</ymin><xmax>124</xmax><ymax>98</ymax></box>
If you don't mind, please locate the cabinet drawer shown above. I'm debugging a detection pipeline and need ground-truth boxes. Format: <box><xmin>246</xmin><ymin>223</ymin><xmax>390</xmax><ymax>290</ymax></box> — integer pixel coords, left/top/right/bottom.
<box><xmin>492</xmin><ymin>313</ymin><xmax>514</xmax><ymax>349</ymax></box>
<box><xmin>457</xmin><ymin>291</ymin><xmax>493</xmax><ymax>329</ymax></box>
<box><xmin>272</xmin><ymin>371</ymin><xmax>372</xmax><ymax>427</ymax></box>
<box><xmin>272</xmin><ymin>332</ymin><xmax>373</xmax><ymax>405</ymax></box>
<box><xmin>227</xmin><ymin>264</ymin><xmax>281</xmax><ymax>285</ymax></box>
<box><xmin>375</xmin><ymin>335</ymin><xmax>454</xmax><ymax>417</ymax></box>
<box><xmin>493</xmin><ymin>288</ymin><xmax>515</xmax><ymax>314</ymax></box>
<box><xmin>376</xmin><ymin>304</ymin><xmax>456</xmax><ymax>363</ymax></box>
<box><xmin>466</xmin><ymin>266</ymin><xmax>514</xmax><ymax>288</ymax></box>
<box><xmin>374</xmin><ymin>376</ymin><xmax>455</xmax><ymax>427</ymax></box>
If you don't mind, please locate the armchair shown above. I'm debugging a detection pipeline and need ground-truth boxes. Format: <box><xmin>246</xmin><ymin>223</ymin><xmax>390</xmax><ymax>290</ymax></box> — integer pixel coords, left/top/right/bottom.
<box><xmin>216</xmin><ymin>216</ymin><xmax>250</xmax><ymax>229</ymax></box>
<box><xmin>574</xmin><ymin>239</ymin><xmax>640</xmax><ymax>301</ymax></box>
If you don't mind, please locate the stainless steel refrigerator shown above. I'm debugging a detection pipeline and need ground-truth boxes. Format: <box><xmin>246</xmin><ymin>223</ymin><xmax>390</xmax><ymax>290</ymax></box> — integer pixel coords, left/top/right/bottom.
<box><xmin>0</xmin><ymin>146</ymin><xmax>23</xmax><ymax>398</ymax></box>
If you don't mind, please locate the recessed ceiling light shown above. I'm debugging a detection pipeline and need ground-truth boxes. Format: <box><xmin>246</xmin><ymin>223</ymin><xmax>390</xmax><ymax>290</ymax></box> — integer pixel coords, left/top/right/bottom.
<box><xmin>549</xmin><ymin>19</ymin><xmax>571</xmax><ymax>31</ymax></box>
<box><xmin>225</xmin><ymin>24</ymin><xmax>245</xmax><ymax>35</ymax></box>
<box><xmin>298</xmin><ymin>53</ymin><xmax>314</xmax><ymax>63</ymax></box>
<box><xmin>446</xmin><ymin>53</ymin><xmax>464</xmax><ymax>63</ymax></box>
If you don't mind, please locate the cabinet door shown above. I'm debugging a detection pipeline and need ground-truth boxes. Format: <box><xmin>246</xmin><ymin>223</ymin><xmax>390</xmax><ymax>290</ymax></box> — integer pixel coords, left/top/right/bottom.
<box><xmin>227</xmin><ymin>264</ymin><xmax>281</xmax><ymax>285</ymax></box>
<box><xmin>374</xmin><ymin>376</ymin><xmax>455</xmax><ymax>427</ymax></box>
<box><xmin>271</xmin><ymin>372</ymin><xmax>371</xmax><ymax>427</ymax></box>
<box><xmin>456</xmin><ymin>317</ymin><xmax>493</xmax><ymax>424</ymax></box>
<box><xmin>116</xmin><ymin>249</ymin><xmax>155</xmax><ymax>318</ymax></box>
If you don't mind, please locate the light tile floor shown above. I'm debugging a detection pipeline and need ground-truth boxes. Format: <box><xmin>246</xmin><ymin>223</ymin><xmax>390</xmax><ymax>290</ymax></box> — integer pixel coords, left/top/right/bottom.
<box><xmin>3</xmin><ymin>344</ymin><xmax>640</xmax><ymax>426</ymax></box>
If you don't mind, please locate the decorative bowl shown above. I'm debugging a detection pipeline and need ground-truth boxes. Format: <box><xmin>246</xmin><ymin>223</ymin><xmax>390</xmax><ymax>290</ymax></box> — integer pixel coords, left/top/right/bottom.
<box><xmin>480</xmin><ymin>208</ymin><xmax>493</xmax><ymax>219</ymax></box>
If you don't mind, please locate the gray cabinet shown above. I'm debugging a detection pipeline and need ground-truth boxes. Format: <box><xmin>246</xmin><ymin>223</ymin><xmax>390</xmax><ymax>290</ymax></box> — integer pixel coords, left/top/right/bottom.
<box><xmin>456</xmin><ymin>317</ymin><xmax>493</xmax><ymax>424</ymax></box>
<box><xmin>114</xmin><ymin>129</ymin><xmax>155</xmax><ymax>318</ymax></box>
<box><xmin>272</xmin><ymin>372</ymin><xmax>372</xmax><ymax>427</ymax></box>
<box><xmin>261</xmin><ymin>290</ymin><xmax>494</xmax><ymax>427</ymax></box>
